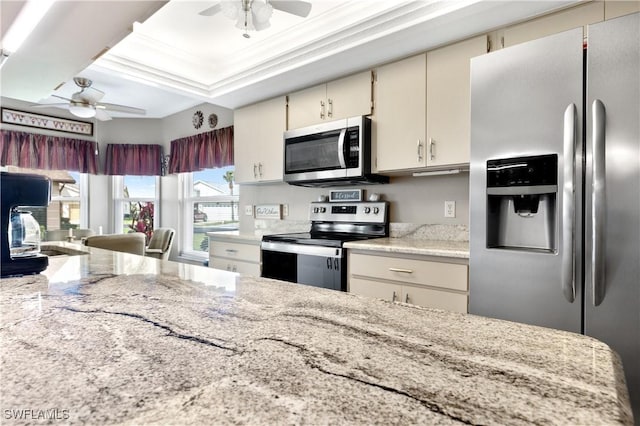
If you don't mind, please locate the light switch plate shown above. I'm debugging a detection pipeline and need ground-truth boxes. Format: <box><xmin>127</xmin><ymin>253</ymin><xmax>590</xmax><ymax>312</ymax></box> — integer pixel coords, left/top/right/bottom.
<box><xmin>244</xmin><ymin>205</ymin><xmax>253</xmax><ymax>216</ymax></box>
<box><xmin>444</xmin><ymin>201</ymin><xmax>456</xmax><ymax>218</ymax></box>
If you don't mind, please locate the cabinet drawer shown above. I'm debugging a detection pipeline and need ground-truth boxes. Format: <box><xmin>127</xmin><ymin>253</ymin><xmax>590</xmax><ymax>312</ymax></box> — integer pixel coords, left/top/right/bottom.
<box><xmin>210</xmin><ymin>257</ymin><xmax>261</xmax><ymax>276</ymax></box>
<box><xmin>210</xmin><ymin>241</ymin><xmax>260</xmax><ymax>262</ymax></box>
<box><xmin>349</xmin><ymin>277</ymin><xmax>402</xmax><ymax>303</ymax></box>
<box><xmin>349</xmin><ymin>253</ymin><xmax>467</xmax><ymax>291</ymax></box>
<box><xmin>402</xmin><ymin>284</ymin><xmax>468</xmax><ymax>314</ymax></box>
<box><xmin>349</xmin><ymin>277</ymin><xmax>467</xmax><ymax>313</ymax></box>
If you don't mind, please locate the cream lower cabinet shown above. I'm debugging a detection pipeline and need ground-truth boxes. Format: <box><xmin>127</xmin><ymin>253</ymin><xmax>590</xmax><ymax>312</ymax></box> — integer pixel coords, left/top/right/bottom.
<box><xmin>234</xmin><ymin>96</ymin><xmax>287</xmax><ymax>184</ymax></box>
<box><xmin>209</xmin><ymin>238</ymin><xmax>261</xmax><ymax>276</ymax></box>
<box><xmin>348</xmin><ymin>251</ymin><xmax>468</xmax><ymax>313</ymax></box>
<box><xmin>287</xmin><ymin>71</ymin><xmax>373</xmax><ymax>129</ymax></box>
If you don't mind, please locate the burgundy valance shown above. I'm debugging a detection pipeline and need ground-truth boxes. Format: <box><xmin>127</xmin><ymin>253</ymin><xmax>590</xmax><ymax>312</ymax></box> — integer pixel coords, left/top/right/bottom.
<box><xmin>104</xmin><ymin>143</ymin><xmax>164</xmax><ymax>176</ymax></box>
<box><xmin>0</xmin><ymin>129</ymin><xmax>98</xmax><ymax>174</ymax></box>
<box><xmin>168</xmin><ymin>126</ymin><xmax>233</xmax><ymax>174</ymax></box>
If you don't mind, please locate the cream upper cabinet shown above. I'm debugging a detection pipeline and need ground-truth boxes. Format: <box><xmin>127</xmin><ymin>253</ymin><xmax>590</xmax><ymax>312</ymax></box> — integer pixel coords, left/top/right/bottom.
<box><xmin>425</xmin><ymin>34</ymin><xmax>487</xmax><ymax>167</ymax></box>
<box><xmin>287</xmin><ymin>71</ymin><xmax>373</xmax><ymax>129</ymax></box>
<box><xmin>373</xmin><ymin>53</ymin><xmax>427</xmax><ymax>172</ymax></box>
<box><xmin>234</xmin><ymin>96</ymin><xmax>287</xmax><ymax>184</ymax></box>
<box><xmin>502</xmin><ymin>1</ymin><xmax>604</xmax><ymax>48</ymax></box>
<box><xmin>605</xmin><ymin>0</ymin><xmax>640</xmax><ymax>20</ymax></box>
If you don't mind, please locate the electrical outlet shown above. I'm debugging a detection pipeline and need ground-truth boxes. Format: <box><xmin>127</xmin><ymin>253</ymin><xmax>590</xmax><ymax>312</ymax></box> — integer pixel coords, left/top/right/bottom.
<box><xmin>244</xmin><ymin>205</ymin><xmax>253</xmax><ymax>216</ymax></box>
<box><xmin>444</xmin><ymin>201</ymin><xmax>456</xmax><ymax>218</ymax></box>
<box><xmin>282</xmin><ymin>204</ymin><xmax>289</xmax><ymax>217</ymax></box>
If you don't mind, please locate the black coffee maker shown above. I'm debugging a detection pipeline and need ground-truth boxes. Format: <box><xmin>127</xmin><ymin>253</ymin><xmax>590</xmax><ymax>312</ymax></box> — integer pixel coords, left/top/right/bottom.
<box><xmin>1</xmin><ymin>172</ymin><xmax>51</xmax><ymax>277</ymax></box>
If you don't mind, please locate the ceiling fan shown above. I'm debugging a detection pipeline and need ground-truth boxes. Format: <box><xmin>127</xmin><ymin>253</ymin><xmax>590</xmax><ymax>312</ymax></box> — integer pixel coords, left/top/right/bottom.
<box><xmin>35</xmin><ymin>77</ymin><xmax>146</xmax><ymax>121</ymax></box>
<box><xmin>199</xmin><ymin>0</ymin><xmax>312</xmax><ymax>38</ymax></box>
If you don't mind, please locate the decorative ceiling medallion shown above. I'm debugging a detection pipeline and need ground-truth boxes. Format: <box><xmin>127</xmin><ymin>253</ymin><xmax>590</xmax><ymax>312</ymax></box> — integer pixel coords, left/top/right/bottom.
<box><xmin>208</xmin><ymin>113</ymin><xmax>218</xmax><ymax>129</ymax></box>
<box><xmin>192</xmin><ymin>110</ymin><xmax>203</xmax><ymax>129</ymax></box>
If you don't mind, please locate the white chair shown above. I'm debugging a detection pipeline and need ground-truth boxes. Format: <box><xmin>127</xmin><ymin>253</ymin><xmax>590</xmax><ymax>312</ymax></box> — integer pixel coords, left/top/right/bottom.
<box><xmin>84</xmin><ymin>233</ymin><xmax>146</xmax><ymax>255</ymax></box>
<box><xmin>145</xmin><ymin>228</ymin><xmax>175</xmax><ymax>260</ymax></box>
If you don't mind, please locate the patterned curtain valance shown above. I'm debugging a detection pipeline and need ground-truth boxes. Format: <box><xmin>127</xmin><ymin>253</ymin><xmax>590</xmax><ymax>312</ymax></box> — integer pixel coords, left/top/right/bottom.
<box><xmin>0</xmin><ymin>129</ymin><xmax>98</xmax><ymax>174</ymax></box>
<box><xmin>168</xmin><ymin>126</ymin><xmax>233</xmax><ymax>174</ymax></box>
<box><xmin>104</xmin><ymin>143</ymin><xmax>164</xmax><ymax>176</ymax></box>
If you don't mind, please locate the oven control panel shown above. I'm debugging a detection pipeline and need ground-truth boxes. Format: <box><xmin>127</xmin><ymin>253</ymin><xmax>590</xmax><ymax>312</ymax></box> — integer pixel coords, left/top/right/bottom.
<box><xmin>310</xmin><ymin>202</ymin><xmax>388</xmax><ymax>223</ymax></box>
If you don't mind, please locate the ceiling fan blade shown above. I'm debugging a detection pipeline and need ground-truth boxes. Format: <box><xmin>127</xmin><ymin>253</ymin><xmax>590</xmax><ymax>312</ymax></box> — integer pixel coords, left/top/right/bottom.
<box><xmin>83</xmin><ymin>86</ymin><xmax>105</xmax><ymax>103</ymax></box>
<box><xmin>270</xmin><ymin>0</ymin><xmax>312</xmax><ymax>18</ymax></box>
<box><xmin>198</xmin><ymin>3</ymin><xmax>221</xmax><ymax>16</ymax></box>
<box><xmin>94</xmin><ymin>109</ymin><xmax>112</xmax><ymax>121</ymax></box>
<box><xmin>52</xmin><ymin>94</ymin><xmax>72</xmax><ymax>102</ymax></box>
<box><xmin>97</xmin><ymin>102</ymin><xmax>146</xmax><ymax>115</ymax></box>
<box><xmin>31</xmin><ymin>103</ymin><xmax>69</xmax><ymax>108</ymax></box>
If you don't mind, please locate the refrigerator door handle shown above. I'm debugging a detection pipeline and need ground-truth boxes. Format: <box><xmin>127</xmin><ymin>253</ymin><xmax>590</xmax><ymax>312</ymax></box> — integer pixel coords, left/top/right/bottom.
<box><xmin>561</xmin><ymin>104</ymin><xmax>577</xmax><ymax>303</ymax></box>
<box><xmin>592</xmin><ymin>99</ymin><xmax>606</xmax><ymax>306</ymax></box>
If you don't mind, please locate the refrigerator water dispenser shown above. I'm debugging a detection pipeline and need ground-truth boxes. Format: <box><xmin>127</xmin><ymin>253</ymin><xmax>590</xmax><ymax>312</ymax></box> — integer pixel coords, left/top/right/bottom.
<box><xmin>486</xmin><ymin>155</ymin><xmax>558</xmax><ymax>252</ymax></box>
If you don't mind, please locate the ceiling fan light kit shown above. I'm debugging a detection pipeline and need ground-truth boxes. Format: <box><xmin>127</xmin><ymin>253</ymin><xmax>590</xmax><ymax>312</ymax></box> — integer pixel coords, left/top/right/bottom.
<box><xmin>69</xmin><ymin>102</ymin><xmax>96</xmax><ymax>118</ymax></box>
<box><xmin>208</xmin><ymin>0</ymin><xmax>311</xmax><ymax>38</ymax></box>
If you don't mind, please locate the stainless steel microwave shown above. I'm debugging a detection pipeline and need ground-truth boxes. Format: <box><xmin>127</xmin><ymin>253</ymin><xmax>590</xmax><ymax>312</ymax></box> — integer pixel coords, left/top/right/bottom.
<box><xmin>283</xmin><ymin>116</ymin><xmax>388</xmax><ymax>187</ymax></box>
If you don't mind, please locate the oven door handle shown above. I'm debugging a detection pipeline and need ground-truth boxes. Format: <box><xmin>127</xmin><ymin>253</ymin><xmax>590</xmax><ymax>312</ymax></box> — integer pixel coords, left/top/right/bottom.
<box><xmin>261</xmin><ymin>241</ymin><xmax>342</xmax><ymax>258</ymax></box>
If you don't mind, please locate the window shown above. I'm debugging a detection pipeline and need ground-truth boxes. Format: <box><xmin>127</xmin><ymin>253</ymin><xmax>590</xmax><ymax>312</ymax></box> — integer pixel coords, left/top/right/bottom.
<box><xmin>4</xmin><ymin>166</ymin><xmax>88</xmax><ymax>233</ymax></box>
<box><xmin>181</xmin><ymin>166</ymin><xmax>238</xmax><ymax>257</ymax></box>
<box><xmin>113</xmin><ymin>175</ymin><xmax>159</xmax><ymax>242</ymax></box>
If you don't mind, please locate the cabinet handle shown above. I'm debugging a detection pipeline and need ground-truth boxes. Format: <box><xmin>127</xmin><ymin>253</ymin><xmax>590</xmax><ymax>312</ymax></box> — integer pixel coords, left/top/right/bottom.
<box><xmin>258</xmin><ymin>162</ymin><xmax>263</xmax><ymax>177</ymax></box>
<box><xmin>253</xmin><ymin>163</ymin><xmax>257</xmax><ymax>179</ymax></box>
<box><xmin>327</xmin><ymin>258</ymin><xmax>332</xmax><ymax>270</ymax></box>
<box><xmin>225</xmin><ymin>249</ymin><xmax>238</xmax><ymax>254</ymax></box>
<box><xmin>320</xmin><ymin>100</ymin><xmax>325</xmax><ymax>120</ymax></box>
<box><xmin>417</xmin><ymin>139</ymin><xmax>423</xmax><ymax>162</ymax></box>
<box><xmin>392</xmin><ymin>291</ymin><xmax>397</xmax><ymax>302</ymax></box>
<box><xmin>389</xmin><ymin>267</ymin><xmax>413</xmax><ymax>274</ymax></box>
<box><xmin>226</xmin><ymin>264</ymin><xmax>231</xmax><ymax>271</ymax></box>
<box><xmin>429</xmin><ymin>138</ymin><xmax>436</xmax><ymax>160</ymax></box>
<box><xmin>327</xmin><ymin>98</ymin><xmax>333</xmax><ymax>118</ymax></box>
<box><xmin>405</xmin><ymin>293</ymin><xmax>410</xmax><ymax>303</ymax></box>
<box><xmin>232</xmin><ymin>264</ymin><xmax>237</xmax><ymax>272</ymax></box>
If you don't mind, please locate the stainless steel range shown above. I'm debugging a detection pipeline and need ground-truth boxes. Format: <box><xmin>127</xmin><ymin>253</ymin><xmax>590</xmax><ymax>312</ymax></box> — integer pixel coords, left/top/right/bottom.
<box><xmin>261</xmin><ymin>200</ymin><xmax>389</xmax><ymax>291</ymax></box>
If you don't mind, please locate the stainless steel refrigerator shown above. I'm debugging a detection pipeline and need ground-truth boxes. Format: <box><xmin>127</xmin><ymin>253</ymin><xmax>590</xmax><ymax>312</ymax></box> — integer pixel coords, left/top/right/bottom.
<box><xmin>469</xmin><ymin>12</ymin><xmax>639</xmax><ymax>420</ymax></box>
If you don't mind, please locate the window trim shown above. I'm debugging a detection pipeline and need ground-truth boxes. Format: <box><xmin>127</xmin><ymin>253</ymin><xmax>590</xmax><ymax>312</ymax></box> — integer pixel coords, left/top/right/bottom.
<box><xmin>112</xmin><ymin>175</ymin><xmax>161</xmax><ymax>235</ymax></box>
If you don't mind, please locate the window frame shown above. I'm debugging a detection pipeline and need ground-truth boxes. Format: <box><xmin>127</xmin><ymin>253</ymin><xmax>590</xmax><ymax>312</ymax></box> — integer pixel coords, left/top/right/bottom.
<box><xmin>112</xmin><ymin>175</ymin><xmax>161</xmax><ymax>235</ymax></box>
<box><xmin>179</xmin><ymin>169</ymin><xmax>238</xmax><ymax>261</ymax></box>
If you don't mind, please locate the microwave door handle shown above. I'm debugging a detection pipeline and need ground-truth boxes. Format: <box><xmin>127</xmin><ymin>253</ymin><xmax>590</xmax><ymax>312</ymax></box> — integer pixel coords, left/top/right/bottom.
<box><xmin>337</xmin><ymin>128</ymin><xmax>347</xmax><ymax>169</ymax></box>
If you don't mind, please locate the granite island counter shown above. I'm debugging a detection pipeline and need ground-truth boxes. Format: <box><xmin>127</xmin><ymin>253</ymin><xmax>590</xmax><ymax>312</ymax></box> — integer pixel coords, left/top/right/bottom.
<box><xmin>0</xmin><ymin>244</ymin><xmax>632</xmax><ymax>425</ymax></box>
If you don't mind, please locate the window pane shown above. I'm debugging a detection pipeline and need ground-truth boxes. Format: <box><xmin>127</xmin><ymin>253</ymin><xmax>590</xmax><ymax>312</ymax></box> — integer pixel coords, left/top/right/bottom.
<box><xmin>6</xmin><ymin>166</ymin><xmax>82</xmax><ymax>233</ymax></box>
<box><xmin>124</xmin><ymin>176</ymin><xmax>156</xmax><ymax>198</ymax></box>
<box><xmin>191</xmin><ymin>166</ymin><xmax>238</xmax><ymax>253</ymax></box>
<box><xmin>123</xmin><ymin>201</ymin><xmax>155</xmax><ymax>241</ymax></box>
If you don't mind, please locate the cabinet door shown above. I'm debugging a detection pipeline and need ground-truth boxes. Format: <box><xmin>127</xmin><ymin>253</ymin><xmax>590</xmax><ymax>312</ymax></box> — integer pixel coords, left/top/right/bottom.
<box><xmin>374</xmin><ymin>54</ymin><xmax>427</xmax><ymax>172</ymax></box>
<box><xmin>503</xmin><ymin>1</ymin><xmax>604</xmax><ymax>47</ymax></box>
<box><xmin>326</xmin><ymin>71</ymin><xmax>372</xmax><ymax>121</ymax></box>
<box><xmin>426</xmin><ymin>35</ymin><xmax>487</xmax><ymax>167</ymax></box>
<box><xmin>287</xmin><ymin>84</ymin><xmax>326</xmax><ymax>129</ymax></box>
<box><xmin>401</xmin><ymin>285</ymin><xmax>468</xmax><ymax>313</ymax></box>
<box><xmin>210</xmin><ymin>257</ymin><xmax>261</xmax><ymax>276</ymax></box>
<box><xmin>234</xmin><ymin>96</ymin><xmax>286</xmax><ymax>184</ymax></box>
<box><xmin>349</xmin><ymin>277</ymin><xmax>402</xmax><ymax>303</ymax></box>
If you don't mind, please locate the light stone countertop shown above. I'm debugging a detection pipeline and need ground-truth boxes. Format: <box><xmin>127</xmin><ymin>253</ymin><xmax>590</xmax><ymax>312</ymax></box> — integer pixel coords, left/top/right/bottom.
<box><xmin>344</xmin><ymin>238</ymin><xmax>470</xmax><ymax>259</ymax></box>
<box><xmin>207</xmin><ymin>231</ymin><xmax>263</xmax><ymax>244</ymax></box>
<box><xmin>0</xmin><ymin>243</ymin><xmax>632</xmax><ymax>425</ymax></box>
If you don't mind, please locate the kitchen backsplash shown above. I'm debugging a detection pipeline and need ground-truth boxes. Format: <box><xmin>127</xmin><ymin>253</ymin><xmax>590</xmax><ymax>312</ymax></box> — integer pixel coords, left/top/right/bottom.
<box><xmin>253</xmin><ymin>219</ymin><xmax>468</xmax><ymax>242</ymax></box>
